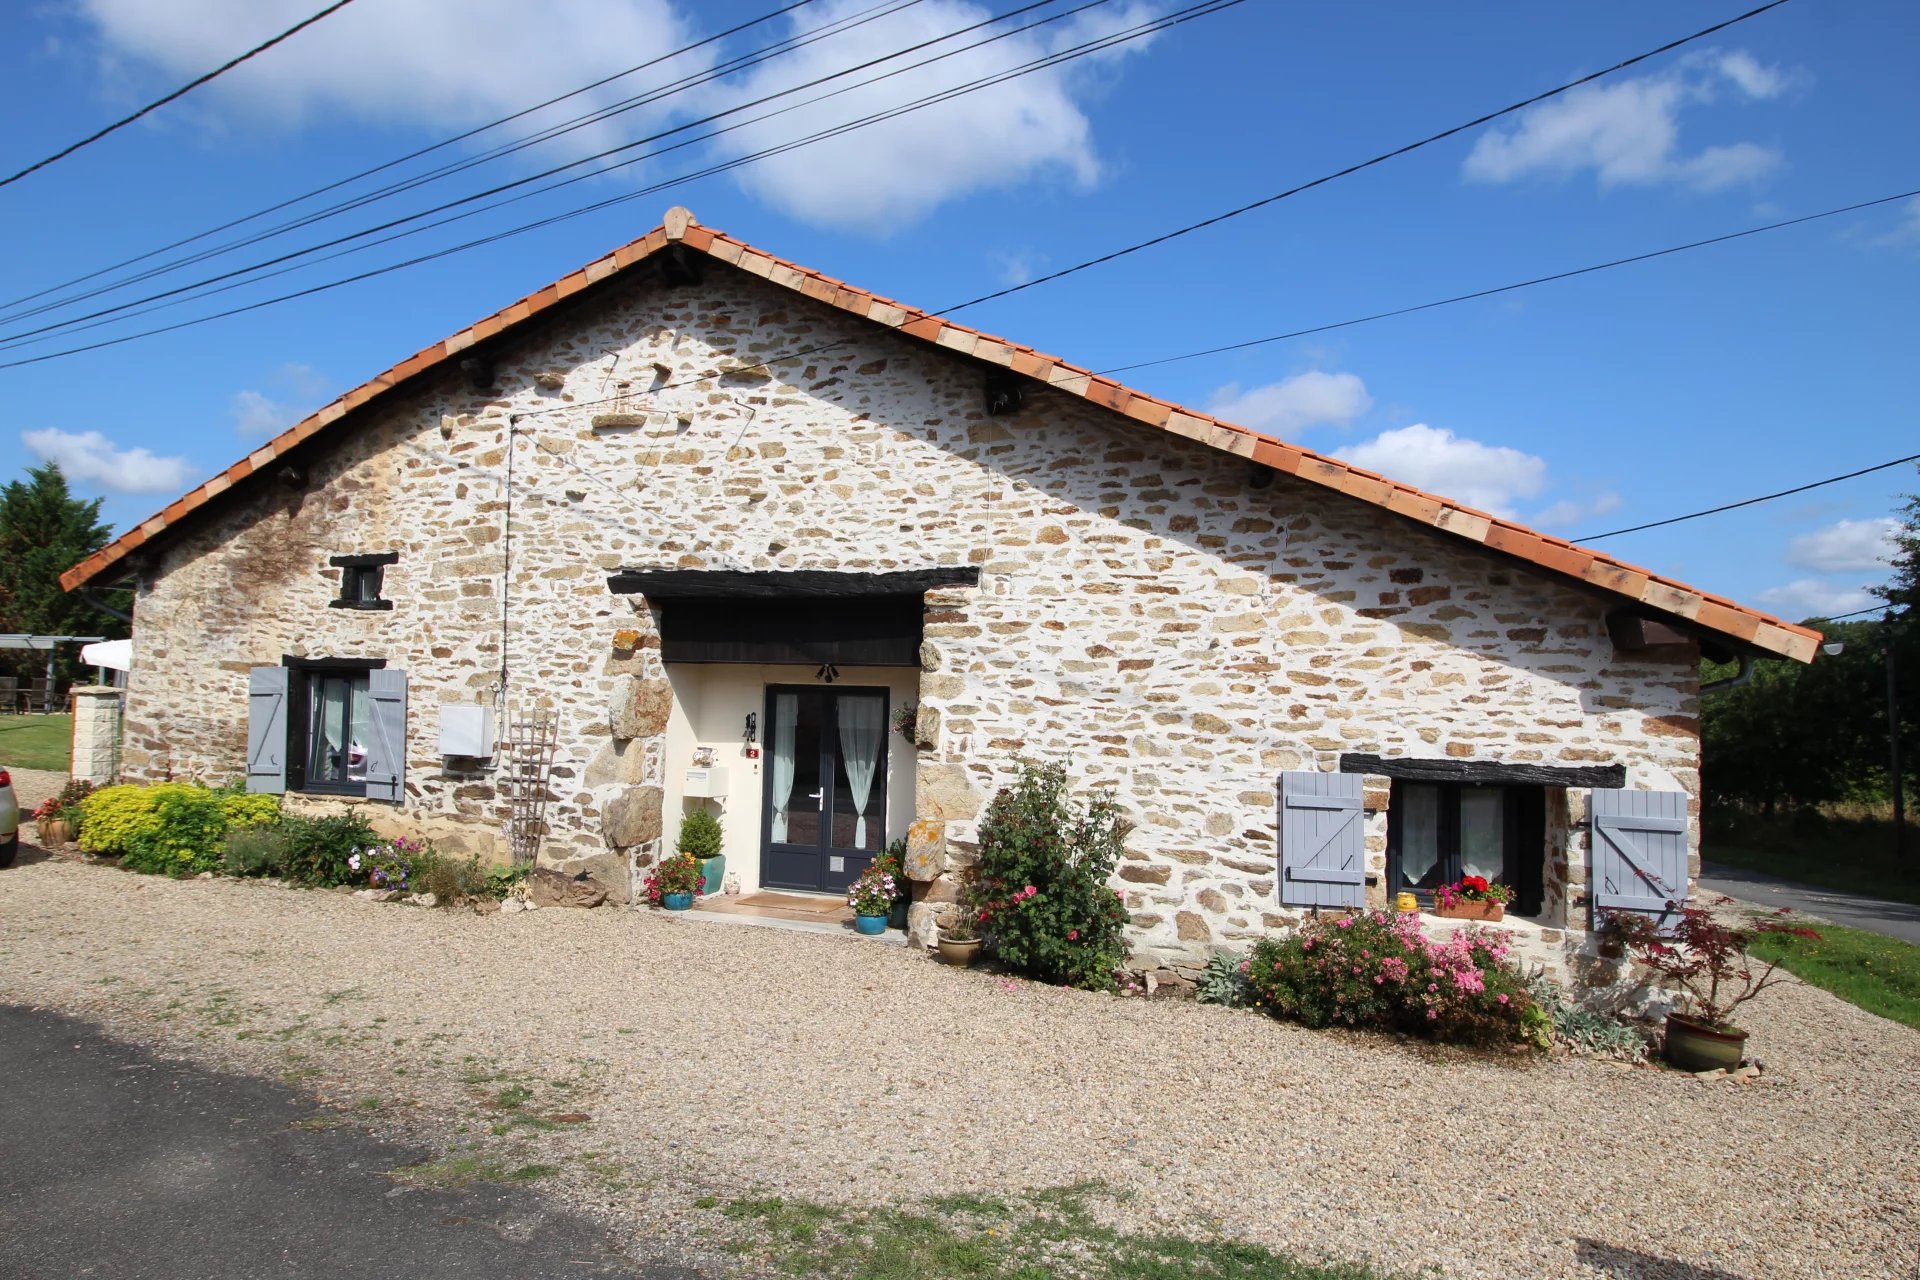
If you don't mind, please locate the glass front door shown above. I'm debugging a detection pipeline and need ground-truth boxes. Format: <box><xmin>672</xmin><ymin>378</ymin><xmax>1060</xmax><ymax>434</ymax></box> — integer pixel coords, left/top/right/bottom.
<box><xmin>761</xmin><ymin>686</ymin><xmax>889</xmax><ymax>893</ymax></box>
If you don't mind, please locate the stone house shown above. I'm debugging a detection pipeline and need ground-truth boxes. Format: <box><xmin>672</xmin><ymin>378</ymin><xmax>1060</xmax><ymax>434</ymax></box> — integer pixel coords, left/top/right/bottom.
<box><xmin>61</xmin><ymin>206</ymin><xmax>1819</xmax><ymax>964</ymax></box>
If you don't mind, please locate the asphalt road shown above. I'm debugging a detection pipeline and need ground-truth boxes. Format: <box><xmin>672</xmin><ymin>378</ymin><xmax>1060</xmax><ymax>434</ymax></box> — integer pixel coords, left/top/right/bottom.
<box><xmin>0</xmin><ymin>1005</ymin><xmax>699</xmax><ymax>1279</ymax></box>
<box><xmin>1700</xmin><ymin>862</ymin><xmax>1920</xmax><ymax>945</ymax></box>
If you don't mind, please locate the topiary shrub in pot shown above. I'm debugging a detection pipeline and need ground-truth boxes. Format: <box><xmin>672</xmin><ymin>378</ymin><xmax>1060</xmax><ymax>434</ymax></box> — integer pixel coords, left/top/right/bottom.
<box><xmin>971</xmin><ymin>762</ymin><xmax>1132</xmax><ymax>991</ymax></box>
<box><xmin>677</xmin><ymin>808</ymin><xmax>724</xmax><ymax>899</ymax></box>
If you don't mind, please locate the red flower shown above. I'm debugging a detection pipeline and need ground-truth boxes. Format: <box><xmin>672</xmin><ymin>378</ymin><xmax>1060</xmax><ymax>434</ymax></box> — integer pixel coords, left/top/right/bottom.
<box><xmin>1461</xmin><ymin>875</ymin><xmax>1489</xmax><ymax>893</ymax></box>
<box><xmin>1068</xmin><ymin>930</ymin><xmax>1079</xmax><ymax>941</ymax></box>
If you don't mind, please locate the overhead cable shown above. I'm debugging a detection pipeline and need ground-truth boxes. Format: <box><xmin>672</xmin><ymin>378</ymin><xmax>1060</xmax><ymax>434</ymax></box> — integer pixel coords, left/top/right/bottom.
<box><xmin>0</xmin><ymin>0</ymin><xmax>360</xmax><ymax>190</ymax></box>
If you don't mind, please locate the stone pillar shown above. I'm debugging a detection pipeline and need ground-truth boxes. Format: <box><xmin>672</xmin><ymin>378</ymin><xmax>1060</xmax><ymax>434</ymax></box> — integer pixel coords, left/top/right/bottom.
<box><xmin>69</xmin><ymin>686</ymin><xmax>124</xmax><ymax>785</ymax></box>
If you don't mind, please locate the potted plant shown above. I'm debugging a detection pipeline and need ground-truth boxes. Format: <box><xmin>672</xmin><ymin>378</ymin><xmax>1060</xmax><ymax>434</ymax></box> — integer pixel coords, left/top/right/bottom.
<box><xmin>645</xmin><ymin>851</ymin><xmax>704</xmax><ymax>911</ymax></box>
<box><xmin>874</xmin><ymin>838</ymin><xmax>910</xmax><ymax>930</ymax></box>
<box><xmin>936</xmin><ymin>914</ymin><xmax>983</xmax><ymax>967</ymax></box>
<box><xmin>678</xmin><ymin>808</ymin><xmax>724</xmax><ymax>899</ymax></box>
<box><xmin>1608</xmin><ymin>906</ymin><xmax>1812</xmax><ymax>1072</ymax></box>
<box><xmin>936</xmin><ymin>870</ymin><xmax>985</xmax><ymax>965</ymax></box>
<box><xmin>892</xmin><ymin>703</ymin><xmax>919</xmax><ymax>741</ymax></box>
<box><xmin>31</xmin><ymin>779</ymin><xmax>95</xmax><ymax>847</ymax></box>
<box><xmin>847</xmin><ymin>866</ymin><xmax>896</xmax><ymax>936</ymax></box>
<box><xmin>1433</xmin><ymin>875</ymin><xmax>1514</xmax><ymax>921</ymax></box>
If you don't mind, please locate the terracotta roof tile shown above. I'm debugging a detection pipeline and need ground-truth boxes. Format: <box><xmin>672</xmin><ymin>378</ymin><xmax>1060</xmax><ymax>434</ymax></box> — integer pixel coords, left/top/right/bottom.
<box><xmin>58</xmin><ymin>207</ymin><xmax>1822</xmax><ymax>664</ymax></box>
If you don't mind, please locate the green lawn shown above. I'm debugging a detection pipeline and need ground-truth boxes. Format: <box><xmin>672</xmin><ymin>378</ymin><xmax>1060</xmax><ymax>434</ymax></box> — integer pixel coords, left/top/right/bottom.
<box><xmin>0</xmin><ymin>714</ymin><xmax>71</xmax><ymax>773</ymax></box>
<box><xmin>1706</xmin><ymin>809</ymin><xmax>1920</xmax><ymax>907</ymax></box>
<box><xmin>717</xmin><ymin>1185</ymin><xmax>1401</xmax><ymax>1280</ymax></box>
<box><xmin>1747</xmin><ymin>921</ymin><xmax>1920</xmax><ymax>1031</ymax></box>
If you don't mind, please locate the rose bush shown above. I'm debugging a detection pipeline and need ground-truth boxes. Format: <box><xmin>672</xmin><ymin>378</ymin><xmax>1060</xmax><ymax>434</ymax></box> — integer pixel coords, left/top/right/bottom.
<box><xmin>1245</xmin><ymin>910</ymin><xmax>1546</xmax><ymax>1049</ymax></box>
<box><xmin>973</xmin><ymin>762</ymin><xmax>1131</xmax><ymax>991</ymax></box>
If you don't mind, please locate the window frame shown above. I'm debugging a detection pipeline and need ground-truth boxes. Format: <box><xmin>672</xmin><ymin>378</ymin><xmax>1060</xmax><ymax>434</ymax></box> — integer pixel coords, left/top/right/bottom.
<box><xmin>281</xmin><ymin>655</ymin><xmax>386</xmax><ymax>797</ymax></box>
<box><xmin>328</xmin><ymin>552</ymin><xmax>398</xmax><ymax>611</ymax></box>
<box><xmin>1385</xmin><ymin>779</ymin><xmax>1545</xmax><ymax>913</ymax></box>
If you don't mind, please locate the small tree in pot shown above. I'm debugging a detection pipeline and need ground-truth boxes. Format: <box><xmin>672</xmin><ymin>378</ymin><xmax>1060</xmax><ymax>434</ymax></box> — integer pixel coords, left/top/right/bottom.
<box><xmin>1608</xmin><ymin>906</ymin><xmax>1816</xmax><ymax>1071</ymax></box>
<box><xmin>677</xmin><ymin>808</ymin><xmax>724</xmax><ymax>899</ymax></box>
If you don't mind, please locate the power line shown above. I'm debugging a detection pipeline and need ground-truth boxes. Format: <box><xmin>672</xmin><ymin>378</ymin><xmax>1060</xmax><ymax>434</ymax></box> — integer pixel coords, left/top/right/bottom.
<box><xmin>0</xmin><ymin>0</ymin><xmax>892</xmax><ymax>327</ymax></box>
<box><xmin>0</xmin><ymin>0</ymin><xmax>1778</xmax><ymax>376</ymax></box>
<box><xmin>0</xmin><ymin>0</ymin><xmax>1083</xmax><ymax>346</ymax></box>
<box><xmin>1821</xmin><ymin>604</ymin><xmax>1906</xmax><ymax>623</ymax></box>
<box><xmin>0</xmin><ymin>0</ymin><xmax>359</xmax><ymax>191</ymax></box>
<box><xmin>0</xmin><ymin>0</ymin><xmax>1222</xmax><ymax>369</ymax></box>
<box><xmin>1097</xmin><ymin>187</ymin><xmax>1920</xmax><ymax>375</ymax></box>
<box><xmin>935</xmin><ymin>0</ymin><xmax>1795</xmax><ymax>314</ymax></box>
<box><xmin>1575</xmin><ymin>454</ymin><xmax>1920</xmax><ymax>542</ymax></box>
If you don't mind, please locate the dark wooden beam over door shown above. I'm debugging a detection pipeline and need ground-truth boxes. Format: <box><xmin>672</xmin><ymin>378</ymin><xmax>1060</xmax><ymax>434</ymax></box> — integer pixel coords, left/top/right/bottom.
<box><xmin>1339</xmin><ymin>753</ymin><xmax>1626</xmax><ymax>789</ymax></box>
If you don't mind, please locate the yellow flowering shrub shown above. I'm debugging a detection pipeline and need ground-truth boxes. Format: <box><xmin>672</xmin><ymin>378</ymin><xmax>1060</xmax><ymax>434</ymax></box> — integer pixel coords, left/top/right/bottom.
<box><xmin>78</xmin><ymin>783</ymin><xmax>282</xmax><ymax>876</ymax></box>
<box><xmin>218</xmin><ymin>792</ymin><xmax>282</xmax><ymax>830</ymax></box>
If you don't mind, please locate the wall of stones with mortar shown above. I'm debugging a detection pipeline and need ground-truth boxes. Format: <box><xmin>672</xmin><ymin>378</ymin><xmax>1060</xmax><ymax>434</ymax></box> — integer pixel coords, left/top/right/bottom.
<box><xmin>117</xmin><ymin>256</ymin><xmax>1699</xmax><ymax>956</ymax></box>
<box><xmin>69</xmin><ymin>686</ymin><xmax>124</xmax><ymax>786</ymax></box>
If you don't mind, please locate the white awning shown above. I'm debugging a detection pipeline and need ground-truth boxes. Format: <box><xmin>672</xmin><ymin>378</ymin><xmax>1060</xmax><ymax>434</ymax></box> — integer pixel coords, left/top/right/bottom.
<box><xmin>80</xmin><ymin>639</ymin><xmax>131</xmax><ymax>672</ymax></box>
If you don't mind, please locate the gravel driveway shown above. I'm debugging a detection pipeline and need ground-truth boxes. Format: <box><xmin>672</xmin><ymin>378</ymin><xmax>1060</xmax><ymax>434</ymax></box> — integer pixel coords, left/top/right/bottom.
<box><xmin>2</xmin><ymin>859</ymin><xmax>1914</xmax><ymax>1280</ymax></box>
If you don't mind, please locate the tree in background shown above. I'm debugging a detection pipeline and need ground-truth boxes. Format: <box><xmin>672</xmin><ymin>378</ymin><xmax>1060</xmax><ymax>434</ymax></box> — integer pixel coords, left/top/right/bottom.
<box><xmin>1702</xmin><ymin>618</ymin><xmax>1888</xmax><ymax>812</ymax></box>
<box><xmin>0</xmin><ymin>462</ymin><xmax>128</xmax><ymax>689</ymax></box>
<box><xmin>1702</xmin><ymin>483</ymin><xmax>1916</xmax><ymax>814</ymax></box>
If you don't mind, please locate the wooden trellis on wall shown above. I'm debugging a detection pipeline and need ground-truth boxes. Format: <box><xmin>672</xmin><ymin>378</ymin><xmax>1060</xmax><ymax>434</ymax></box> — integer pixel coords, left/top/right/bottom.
<box><xmin>504</xmin><ymin>708</ymin><xmax>559</xmax><ymax>865</ymax></box>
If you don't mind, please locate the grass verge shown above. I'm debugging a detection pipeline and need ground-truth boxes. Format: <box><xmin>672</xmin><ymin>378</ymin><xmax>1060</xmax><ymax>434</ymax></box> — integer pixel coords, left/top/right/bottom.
<box><xmin>1747</xmin><ymin>920</ymin><xmax>1920</xmax><ymax>1031</ymax></box>
<box><xmin>1706</xmin><ymin>809</ymin><xmax>1920</xmax><ymax>906</ymax></box>
<box><xmin>0</xmin><ymin>713</ymin><xmax>71</xmax><ymax>773</ymax></box>
<box><xmin>718</xmin><ymin>1183</ymin><xmax>1404</xmax><ymax>1280</ymax></box>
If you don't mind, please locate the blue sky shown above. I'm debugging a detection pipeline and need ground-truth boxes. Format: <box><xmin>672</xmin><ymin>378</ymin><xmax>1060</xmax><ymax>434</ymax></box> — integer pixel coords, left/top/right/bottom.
<box><xmin>2</xmin><ymin>0</ymin><xmax>1915</xmax><ymax>620</ymax></box>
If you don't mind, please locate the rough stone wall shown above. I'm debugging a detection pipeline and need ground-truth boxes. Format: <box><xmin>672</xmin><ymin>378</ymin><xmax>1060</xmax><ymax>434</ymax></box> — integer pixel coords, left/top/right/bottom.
<box><xmin>117</xmin><ymin>258</ymin><xmax>1699</xmax><ymax>957</ymax></box>
<box><xmin>69</xmin><ymin>686</ymin><xmax>124</xmax><ymax>785</ymax></box>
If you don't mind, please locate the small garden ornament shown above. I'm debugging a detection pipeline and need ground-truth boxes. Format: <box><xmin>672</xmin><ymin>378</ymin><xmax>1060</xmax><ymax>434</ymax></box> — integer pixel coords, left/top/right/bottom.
<box><xmin>1608</xmin><ymin>906</ymin><xmax>1814</xmax><ymax>1071</ymax></box>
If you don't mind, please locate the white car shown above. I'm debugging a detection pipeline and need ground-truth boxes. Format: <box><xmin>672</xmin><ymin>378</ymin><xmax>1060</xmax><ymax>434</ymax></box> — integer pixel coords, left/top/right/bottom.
<box><xmin>0</xmin><ymin>768</ymin><xmax>17</xmax><ymax>866</ymax></box>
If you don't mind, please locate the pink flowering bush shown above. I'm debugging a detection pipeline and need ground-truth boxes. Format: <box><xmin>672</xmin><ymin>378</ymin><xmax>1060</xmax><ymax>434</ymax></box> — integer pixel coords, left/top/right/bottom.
<box><xmin>1244</xmin><ymin>911</ymin><xmax>1545</xmax><ymax>1048</ymax></box>
<box><xmin>972</xmin><ymin>762</ymin><xmax>1132</xmax><ymax>991</ymax></box>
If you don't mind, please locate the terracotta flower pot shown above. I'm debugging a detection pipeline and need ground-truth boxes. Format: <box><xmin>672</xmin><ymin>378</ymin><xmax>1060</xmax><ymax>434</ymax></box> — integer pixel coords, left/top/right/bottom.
<box><xmin>935</xmin><ymin>937</ymin><xmax>982</xmax><ymax>967</ymax></box>
<box><xmin>1434</xmin><ymin>899</ymin><xmax>1505</xmax><ymax>922</ymax></box>
<box><xmin>36</xmin><ymin>817</ymin><xmax>74</xmax><ymax>847</ymax></box>
<box><xmin>1664</xmin><ymin>1013</ymin><xmax>1748</xmax><ymax>1072</ymax></box>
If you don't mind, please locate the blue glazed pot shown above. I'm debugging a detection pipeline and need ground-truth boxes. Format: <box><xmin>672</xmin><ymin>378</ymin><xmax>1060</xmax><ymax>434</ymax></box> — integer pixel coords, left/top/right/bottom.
<box><xmin>853</xmin><ymin>913</ymin><xmax>889</xmax><ymax>936</ymax></box>
<box><xmin>661</xmin><ymin>891</ymin><xmax>694</xmax><ymax>911</ymax></box>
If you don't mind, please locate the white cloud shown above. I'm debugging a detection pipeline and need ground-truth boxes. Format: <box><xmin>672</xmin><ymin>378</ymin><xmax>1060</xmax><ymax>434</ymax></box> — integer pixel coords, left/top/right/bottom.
<box><xmin>74</xmin><ymin>0</ymin><xmax>706</xmax><ymax>162</ymax></box>
<box><xmin>1207</xmin><ymin>371</ymin><xmax>1372</xmax><ymax>437</ymax></box>
<box><xmin>1710</xmin><ymin>50</ymin><xmax>1790</xmax><ymax>100</ymax></box>
<box><xmin>1462</xmin><ymin>51</ymin><xmax>1787</xmax><ymax>192</ymax></box>
<box><xmin>1531</xmin><ymin>492</ymin><xmax>1622</xmax><ymax>530</ymax></box>
<box><xmin>1756</xmin><ymin>579</ymin><xmax>1877</xmax><ymax>619</ymax></box>
<box><xmin>21</xmin><ymin>428</ymin><xmax>195</xmax><ymax>494</ymax></box>
<box><xmin>230</xmin><ymin>362</ymin><xmax>334</xmax><ymax>436</ymax></box>
<box><xmin>716</xmin><ymin>0</ymin><xmax>1163</xmax><ymax>230</ymax></box>
<box><xmin>1866</xmin><ymin>197</ymin><xmax>1920</xmax><ymax>251</ymax></box>
<box><xmin>1785</xmin><ymin>517</ymin><xmax>1902</xmax><ymax>573</ymax></box>
<box><xmin>1334</xmin><ymin>424</ymin><xmax>1547</xmax><ymax>518</ymax></box>
<box><xmin>989</xmin><ymin>249</ymin><xmax>1044</xmax><ymax>287</ymax></box>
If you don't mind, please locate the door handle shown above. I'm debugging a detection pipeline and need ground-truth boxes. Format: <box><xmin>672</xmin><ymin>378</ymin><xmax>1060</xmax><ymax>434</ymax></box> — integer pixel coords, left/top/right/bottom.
<box><xmin>807</xmin><ymin>789</ymin><xmax>823</xmax><ymax>809</ymax></box>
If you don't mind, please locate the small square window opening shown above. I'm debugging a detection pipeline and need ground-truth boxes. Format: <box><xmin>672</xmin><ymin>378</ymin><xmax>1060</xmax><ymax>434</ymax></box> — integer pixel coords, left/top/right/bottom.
<box><xmin>328</xmin><ymin>552</ymin><xmax>397</xmax><ymax>611</ymax></box>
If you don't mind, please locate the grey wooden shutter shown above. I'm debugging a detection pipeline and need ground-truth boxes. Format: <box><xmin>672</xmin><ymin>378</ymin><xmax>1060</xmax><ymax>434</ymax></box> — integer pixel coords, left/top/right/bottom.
<box><xmin>363</xmin><ymin>668</ymin><xmax>408</xmax><ymax>804</ymax></box>
<box><xmin>1279</xmin><ymin>771</ymin><xmax>1365</xmax><ymax>908</ymax></box>
<box><xmin>1589</xmin><ymin>787</ymin><xmax>1689</xmax><ymax>928</ymax></box>
<box><xmin>245</xmin><ymin>666</ymin><xmax>288</xmax><ymax>794</ymax></box>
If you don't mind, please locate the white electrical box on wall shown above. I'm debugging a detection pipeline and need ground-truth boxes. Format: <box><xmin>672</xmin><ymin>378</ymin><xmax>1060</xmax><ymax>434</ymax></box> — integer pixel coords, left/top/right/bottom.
<box><xmin>439</xmin><ymin>704</ymin><xmax>495</xmax><ymax>758</ymax></box>
<box><xmin>684</xmin><ymin>765</ymin><xmax>730</xmax><ymax>798</ymax></box>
